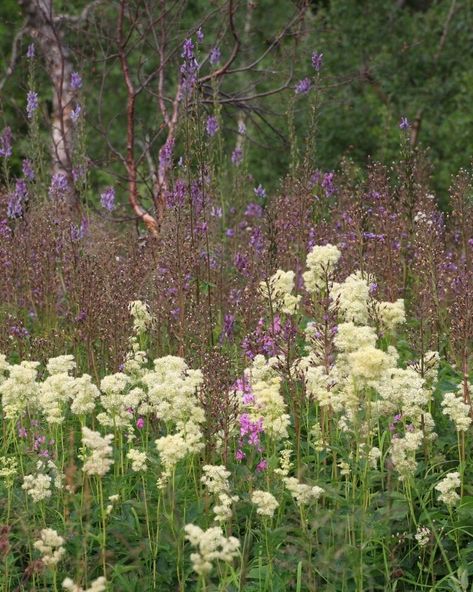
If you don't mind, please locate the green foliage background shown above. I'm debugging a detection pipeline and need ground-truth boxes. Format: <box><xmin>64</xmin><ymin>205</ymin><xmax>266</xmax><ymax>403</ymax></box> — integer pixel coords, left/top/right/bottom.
<box><xmin>0</xmin><ymin>0</ymin><xmax>472</xmax><ymax>202</ymax></box>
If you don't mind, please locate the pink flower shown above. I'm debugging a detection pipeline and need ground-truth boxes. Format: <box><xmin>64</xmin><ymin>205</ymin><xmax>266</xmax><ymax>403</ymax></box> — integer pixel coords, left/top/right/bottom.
<box><xmin>256</xmin><ymin>459</ymin><xmax>268</xmax><ymax>472</ymax></box>
<box><xmin>136</xmin><ymin>417</ymin><xmax>145</xmax><ymax>429</ymax></box>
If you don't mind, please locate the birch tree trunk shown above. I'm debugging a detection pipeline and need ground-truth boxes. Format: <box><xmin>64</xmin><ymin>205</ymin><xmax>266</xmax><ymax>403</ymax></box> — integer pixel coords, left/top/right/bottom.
<box><xmin>18</xmin><ymin>0</ymin><xmax>76</xmax><ymax>206</ymax></box>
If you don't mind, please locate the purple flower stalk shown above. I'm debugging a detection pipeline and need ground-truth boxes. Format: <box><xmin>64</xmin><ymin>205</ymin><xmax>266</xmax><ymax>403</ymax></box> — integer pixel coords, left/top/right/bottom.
<box><xmin>48</xmin><ymin>172</ymin><xmax>69</xmax><ymax>200</ymax></box>
<box><xmin>231</xmin><ymin>147</ymin><xmax>243</xmax><ymax>166</ymax></box>
<box><xmin>26</xmin><ymin>43</ymin><xmax>35</xmax><ymax>59</ymax></box>
<box><xmin>196</xmin><ymin>27</ymin><xmax>204</xmax><ymax>43</ymax></box>
<box><xmin>311</xmin><ymin>51</ymin><xmax>324</xmax><ymax>72</ymax></box>
<box><xmin>254</xmin><ymin>184</ymin><xmax>266</xmax><ymax>199</ymax></box>
<box><xmin>0</xmin><ymin>127</ymin><xmax>12</xmax><ymax>158</ymax></box>
<box><xmin>159</xmin><ymin>138</ymin><xmax>175</xmax><ymax>173</ymax></box>
<box><xmin>71</xmin><ymin>104</ymin><xmax>81</xmax><ymax>125</ymax></box>
<box><xmin>399</xmin><ymin>117</ymin><xmax>409</xmax><ymax>130</ymax></box>
<box><xmin>238</xmin><ymin>122</ymin><xmax>246</xmax><ymax>135</ymax></box>
<box><xmin>70</xmin><ymin>217</ymin><xmax>88</xmax><ymax>241</ymax></box>
<box><xmin>26</xmin><ymin>91</ymin><xmax>38</xmax><ymax>119</ymax></box>
<box><xmin>70</xmin><ymin>71</ymin><xmax>82</xmax><ymax>90</ymax></box>
<box><xmin>100</xmin><ymin>186</ymin><xmax>116</xmax><ymax>211</ymax></box>
<box><xmin>7</xmin><ymin>179</ymin><xmax>28</xmax><ymax>218</ymax></box>
<box><xmin>181</xmin><ymin>38</ymin><xmax>195</xmax><ymax>61</ymax></box>
<box><xmin>245</xmin><ymin>202</ymin><xmax>263</xmax><ymax>217</ymax></box>
<box><xmin>209</xmin><ymin>46</ymin><xmax>221</xmax><ymax>65</ymax></box>
<box><xmin>206</xmin><ymin>115</ymin><xmax>219</xmax><ymax>137</ymax></box>
<box><xmin>295</xmin><ymin>77</ymin><xmax>311</xmax><ymax>95</ymax></box>
<box><xmin>22</xmin><ymin>159</ymin><xmax>35</xmax><ymax>180</ymax></box>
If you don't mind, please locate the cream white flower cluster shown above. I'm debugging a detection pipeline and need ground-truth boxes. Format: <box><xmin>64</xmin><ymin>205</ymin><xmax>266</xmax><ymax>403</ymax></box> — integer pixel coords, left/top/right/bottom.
<box><xmin>332</xmin><ymin>270</ymin><xmax>372</xmax><ymax>325</ymax></box>
<box><xmin>128</xmin><ymin>300</ymin><xmax>152</xmax><ymax>334</ymax></box>
<box><xmin>62</xmin><ymin>577</ymin><xmax>107</xmax><ymax>592</ymax></box>
<box><xmin>22</xmin><ymin>459</ymin><xmax>63</xmax><ymax>503</ymax></box>
<box><xmin>184</xmin><ymin>524</ymin><xmax>240</xmax><ymax>576</ymax></box>
<box><xmin>240</xmin><ymin>355</ymin><xmax>290</xmax><ymax>440</ymax></box>
<box><xmin>34</xmin><ymin>528</ymin><xmax>65</xmax><ymax>567</ymax></box>
<box><xmin>283</xmin><ymin>477</ymin><xmax>324</xmax><ymax>506</ymax></box>
<box><xmin>251</xmin><ymin>490</ymin><xmax>279</xmax><ymax>518</ymax></box>
<box><xmin>0</xmin><ymin>456</ymin><xmax>18</xmax><ymax>486</ymax></box>
<box><xmin>297</xmin><ymin>245</ymin><xmax>439</xmax><ymax>480</ymax></box>
<box><xmin>201</xmin><ymin>465</ymin><xmax>238</xmax><ymax>522</ymax></box>
<box><xmin>303</xmin><ymin>244</ymin><xmax>341</xmax><ymax>293</ymax></box>
<box><xmin>259</xmin><ymin>269</ymin><xmax>301</xmax><ymax>315</ymax></box>
<box><xmin>0</xmin><ymin>360</ymin><xmax>40</xmax><ymax>419</ymax></box>
<box><xmin>81</xmin><ymin>427</ymin><xmax>114</xmax><ymax>477</ymax></box>
<box><xmin>70</xmin><ymin>374</ymin><xmax>100</xmax><ymax>416</ymax></box>
<box><xmin>435</xmin><ymin>471</ymin><xmax>461</xmax><ymax>506</ymax></box>
<box><xmin>441</xmin><ymin>386</ymin><xmax>472</xmax><ymax>432</ymax></box>
<box><xmin>144</xmin><ymin>357</ymin><xmax>205</xmax><ymax>488</ymax></box>
<box><xmin>127</xmin><ymin>448</ymin><xmax>147</xmax><ymax>472</ymax></box>
<box><xmin>23</xmin><ymin>472</ymin><xmax>52</xmax><ymax>502</ymax></box>
<box><xmin>415</xmin><ymin>525</ymin><xmax>431</xmax><ymax>547</ymax></box>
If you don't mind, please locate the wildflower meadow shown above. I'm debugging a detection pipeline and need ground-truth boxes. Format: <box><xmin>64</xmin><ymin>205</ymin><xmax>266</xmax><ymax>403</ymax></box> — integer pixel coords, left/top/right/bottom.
<box><xmin>1</xmin><ymin>1</ymin><xmax>473</xmax><ymax>591</ymax></box>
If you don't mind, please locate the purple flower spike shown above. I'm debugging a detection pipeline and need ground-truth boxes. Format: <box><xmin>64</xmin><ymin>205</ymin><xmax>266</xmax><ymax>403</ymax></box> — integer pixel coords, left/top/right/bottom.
<box><xmin>399</xmin><ymin>117</ymin><xmax>410</xmax><ymax>130</ymax></box>
<box><xmin>206</xmin><ymin>115</ymin><xmax>219</xmax><ymax>137</ymax></box>
<box><xmin>26</xmin><ymin>43</ymin><xmax>35</xmax><ymax>59</ymax></box>
<box><xmin>311</xmin><ymin>51</ymin><xmax>324</xmax><ymax>71</ymax></box>
<box><xmin>0</xmin><ymin>127</ymin><xmax>12</xmax><ymax>158</ymax></box>
<box><xmin>100</xmin><ymin>186</ymin><xmax>116</xmax><ymax>212</ymax></box>
<box><xmin>26</xmin><ymin>91</ymin><xmax>39</xmax><ymax>119</ymax></box>
<box><xmin>209</xmin><ymin>46</ymin><xmax>221</xmax><ymax>65</ymax></box>
<box><xmin>70</xmin><ymin>72</ymin><xmax>82</xmax><ymax>90</ymax></box>
<box><xmin>295</xmin><ymin>78</ymin><xmax>311</xmax><ymax>95</ymax></box>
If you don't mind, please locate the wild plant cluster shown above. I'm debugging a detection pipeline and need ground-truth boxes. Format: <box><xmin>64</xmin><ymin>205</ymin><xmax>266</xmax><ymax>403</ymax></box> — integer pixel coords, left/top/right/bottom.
<box><xmin>2</xmin><ymin>26</ymin><xmax>473</xmax><ymax>592</ymax></box>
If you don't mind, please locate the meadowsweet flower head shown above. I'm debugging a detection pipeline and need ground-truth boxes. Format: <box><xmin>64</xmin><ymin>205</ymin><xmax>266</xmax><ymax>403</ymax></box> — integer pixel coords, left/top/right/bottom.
<box><xmin>184</xmin><ymin>524</ymin><xmax>240</xmax><ymax>575</ymax></box>
<box><xmin>62</xmin><ymin>576</ymin><xmax>107</xmax><ymax>592</ymax></box>
<box><xmin>435</xmin><ymin>472</ymin><xmax>461</xmax><ymax>506</ymax></box>
<box><xmin>332</xmin><ymin>271</ymin><xmax>372</xmax><ymax>324</ymax></box>
<box><xmin>259</xmin><ymin>269</ymin><xmax>301</xmax><ymax>315</ymax></box>
<box><xmin>81</xmin><ymin>427</ymin><xmax>114</xmax><ymax>477</ymax></box>
<box><xmin>251</xmin><ymin>490</ymin><xmax>279</xmax><ymax>517</ymax></box>
<box><xmin>376</xmin><ymin>299</ymin><xmax>406</xmax><ymax>331</ymax></box>
<box><xmin>22</xmin><ymin>472</ymin><xmax>52</xmax><ymax>502</ymax></box>
<box><xmin>303</xmin><ymin>243</ymin><xmax>341</xmax><ymax>293</ymax></box>
<box><xmin>34</xmin><ymin>528</ymin><xmax>65</xmax><ymax>567</ymax></box>
<box><xmin>415</xmin><ymin>525</ymin><xmax>431</xmax><ymax>547</ymax></box>
<box><xmin>441</xmin><ymin>388</ymin><xmax>472</xmax><ymax>432</ymax></box>
<box><xmin>201</xmin><ymin>465</ymin><xmax>238</xmax><ymax>522</ymax></box>
<box><xmin>70</xmin><ymin>374</ymin><xmax>100</xmax><ymax>416</ymax></box>
<box><xmin>129</xmin><ymin>300</ymin><xmax>152</xmax><ymax>334</ymax></box>
<box><xmin>284</xmin><ymin>476</ymin><xmax>324</xmax><ymax>506</ymax></box>
<box><xmin>0</xmin><ymin>457</ymin><xmax>18</xmax><ymax>487</ymax></box>
<box><xmin>127</xmin><ymin>448</ymin><xmax>147</xmax><ymax>472</ymax></box>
